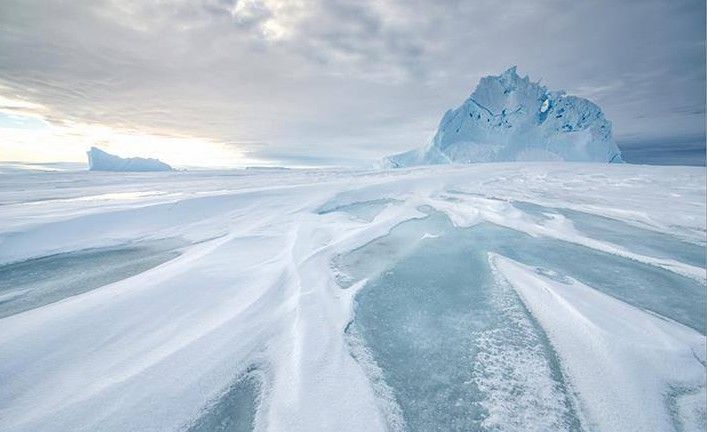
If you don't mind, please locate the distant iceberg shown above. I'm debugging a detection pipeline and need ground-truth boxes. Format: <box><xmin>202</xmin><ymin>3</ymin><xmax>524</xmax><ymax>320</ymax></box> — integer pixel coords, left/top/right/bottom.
<box><xmin>385</xmin><ymin>67</ymin><xmax>623</xmax><ymax>167</ymax></box>
<box><xmin>87</xmin><ymin>147</ymin><xmax>173</xmax><ymax>172</ymax></box>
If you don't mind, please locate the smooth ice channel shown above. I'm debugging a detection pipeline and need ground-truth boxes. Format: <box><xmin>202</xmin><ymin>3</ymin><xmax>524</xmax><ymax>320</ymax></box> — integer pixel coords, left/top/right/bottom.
<box><xmin>336</xmin><ymin>209</ymin><xmax>705</xmax><ymax>431</ymax></box>
<box><xmin>317</xmin><ymin>198</ymin><xmax>398</xmax><ymax>222</ymax></box>
<box><xmin>510</xmin><ymin>200</ymin><xmax>705</xmax><ymax>268</ymax></box>
<box><xmin>186</xmin><ymin>372</ymin><xmax>261</xmax><ymax>432</ymax></box>
<box><xmin>0</xmin><ymin>238</ymin><xmax>184</xmax><ymax>318</ymax></box>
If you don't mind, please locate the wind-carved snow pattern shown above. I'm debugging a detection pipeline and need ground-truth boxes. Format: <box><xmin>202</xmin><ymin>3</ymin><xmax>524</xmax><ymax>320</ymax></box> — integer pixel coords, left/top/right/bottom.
<box><xmin>0</xmin><ymin>163</ymin><xmax>703</xmax><ymax>431</ymax></box>
<box><xmin>490</xmin><ymin>254</ymin><xmax>706</xmax><ymax>432</ymax></box>
<box><xmin>385</xmin><ymin>67</ymin><xmax>623</xmax><ymax>166</ymax></box>
<box><xmin>472</xmin><ymin>257</ymin><xmax>582</xmax><ymax>431</ymax></box>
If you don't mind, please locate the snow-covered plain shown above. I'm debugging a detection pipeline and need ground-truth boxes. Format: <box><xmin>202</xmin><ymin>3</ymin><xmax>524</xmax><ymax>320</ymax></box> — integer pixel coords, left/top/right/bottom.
<box><xmin>0</xmin><ymin>163</ymin><xmax>704</xmax><ymax>432</ymax></box>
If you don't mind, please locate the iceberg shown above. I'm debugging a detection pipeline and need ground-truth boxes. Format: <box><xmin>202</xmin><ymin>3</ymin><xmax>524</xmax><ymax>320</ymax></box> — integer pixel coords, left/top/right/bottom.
<box><xmin>385</xmin><ymin>67</ymin><xmax>623</xmax><ymax>167</ymax></box>
<box><xmin>87</xmin><ymin>146</ymin><xmax>173</xmax><ymax>172</ymax></box>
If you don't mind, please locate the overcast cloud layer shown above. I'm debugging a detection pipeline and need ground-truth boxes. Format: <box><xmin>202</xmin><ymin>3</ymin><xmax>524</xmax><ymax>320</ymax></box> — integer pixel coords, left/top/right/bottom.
<box><xmin>0</xmin><ymin>0</ymin><xmax>704</xmax><ymax>166</ymax></box>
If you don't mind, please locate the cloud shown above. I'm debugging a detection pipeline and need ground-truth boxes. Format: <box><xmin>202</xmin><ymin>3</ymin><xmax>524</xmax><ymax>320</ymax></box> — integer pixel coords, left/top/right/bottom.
<box><xmin>0</xmin><ymin>0</ymin><xmax>704</xmax><ymax>166</ymax></box>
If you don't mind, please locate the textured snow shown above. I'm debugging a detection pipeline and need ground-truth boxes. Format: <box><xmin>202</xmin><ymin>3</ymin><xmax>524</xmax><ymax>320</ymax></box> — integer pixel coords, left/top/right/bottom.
<box><xmin>385</xmin><ymin>67</ymin><xmax>623</xmax><ymax>166</ymax></box>
<box><xmin>0</xmin><ymin>163</ymin><xmax>704</xmax><ymax>432</ymax></box>
<box><xmin>87</xmin><ymin>146</ymin><xmax>173</xmax><ymax>171</ymax></box>
<box><xmin>490</xmin><ymin>254</ymin><xmax>705</xmax><ymax>432</ymax></box>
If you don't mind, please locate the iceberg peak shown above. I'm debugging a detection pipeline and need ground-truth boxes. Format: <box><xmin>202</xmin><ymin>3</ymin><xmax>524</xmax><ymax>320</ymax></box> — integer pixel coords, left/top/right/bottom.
<box><xmin>500</xmin><ymin>65</ymin><xmax>519</xmax><ymax>80</ymax></box>
<box><xmin>385</xmin><ymin>67</ymin><xmax>623</xmax><ymax>167</ymax></box>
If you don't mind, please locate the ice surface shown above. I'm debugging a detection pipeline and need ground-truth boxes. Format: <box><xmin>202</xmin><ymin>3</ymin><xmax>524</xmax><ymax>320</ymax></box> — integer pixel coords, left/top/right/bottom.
<box><xmin>338</xmin><ymin>212</ymin><xmax>583</xmax><ymax>431</ymax></box>
<box><xmin>511</xmin><ymin>200</ymin><xmax>706</xmax><ymax>268</ymax></box>
<box><xmin>337</xmin><ymin>209</ymin><xmax>704</xmax><ymax>430</ymax></box>
<box><xmin>87</xmin><ymin>146</ymin><xmax>173</xmax><ymax>171</ymax></box>
<box><xmin>186</xmin><ymin>372</ymin><xmax>260</xmax><ymax>432</ymax></box>
<box><xmin>317</xmin><ymin>198</ymin><xmax>398</xmax><ymax>222</ymax></box>
<box><xmin>0</xmin><ymin>239</ymin><xmax>183</xmax><ymax>318</ymax></box>
<box><xmin>385</xmin><ymin>67</ymin><xmax>623</xmax><ymax>166</ymax></box>
<box><xmin>0</xmin><ymin>163</ymin><xmax>703</xmax><ymax>432</ymax></box>
<box><xmin>491</xmin><ymin>255</ymin><xmax>705</xmax><ymax>432</ymax></box>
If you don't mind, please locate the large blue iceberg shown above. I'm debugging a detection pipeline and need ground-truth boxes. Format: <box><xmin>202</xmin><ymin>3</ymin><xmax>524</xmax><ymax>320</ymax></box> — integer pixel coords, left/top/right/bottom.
<box><xmin>385</xmin><ymin>67</ymin><xmax>623</xmax><ymax>167</ymax></box>
<box><xmin>87</xmin><ymin>147</ymin><xmax>173</xmax><ymax>172</ymax></box>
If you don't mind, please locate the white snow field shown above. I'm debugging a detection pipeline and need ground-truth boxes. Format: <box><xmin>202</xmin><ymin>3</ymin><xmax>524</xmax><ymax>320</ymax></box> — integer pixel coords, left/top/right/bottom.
<box><xmin>0</xmin><ymin>163</ymin><xmax>704</xmax><ymax>432</ymax></box>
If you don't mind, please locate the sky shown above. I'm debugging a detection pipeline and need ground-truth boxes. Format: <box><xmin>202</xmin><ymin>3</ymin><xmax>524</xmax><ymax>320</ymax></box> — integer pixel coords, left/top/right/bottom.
<box><xmin>0</xmin><ymin>0</ymin><xmax>704</xmax><ymax>168</ymax></box>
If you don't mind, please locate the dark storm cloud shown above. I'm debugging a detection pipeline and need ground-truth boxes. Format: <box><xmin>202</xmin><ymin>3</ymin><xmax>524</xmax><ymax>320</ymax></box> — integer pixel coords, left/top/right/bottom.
<box><xmin>0</xmin><ymin>0</ymin><xmax>704</xmax><ymax>165</ymax></box>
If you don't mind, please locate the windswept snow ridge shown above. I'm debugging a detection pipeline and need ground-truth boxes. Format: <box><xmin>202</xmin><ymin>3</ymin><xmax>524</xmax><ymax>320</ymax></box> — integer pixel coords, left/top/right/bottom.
<box><xmin>385</xmin><ymin>67</ymin><xmax>623</xmax><ymax>166</ymax></box>
<box><xmin>490</xmin><ymin>254</ymin><xmax>705</xmax><ymax>432</ymax></box>
<box><xmin>0</xmin><ymin>163</ymin><xmax>703</xmax><ymax>432</ymax></box>
<box><xmin>87</xmin><ymin>146</ymin><xmax>173</xmax><ymax>171</ymax></box>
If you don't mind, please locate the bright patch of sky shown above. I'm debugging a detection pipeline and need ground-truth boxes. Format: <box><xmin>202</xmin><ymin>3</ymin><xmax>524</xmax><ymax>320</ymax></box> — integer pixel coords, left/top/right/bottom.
<box><xmin>0</xmin><ymin>112</ymin><xmax>49</xmax><ymax>130</ymax></box>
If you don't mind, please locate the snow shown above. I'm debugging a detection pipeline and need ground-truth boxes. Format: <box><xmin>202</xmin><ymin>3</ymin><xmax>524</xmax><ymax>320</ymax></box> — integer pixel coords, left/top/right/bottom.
<box><xmin>490</xmin><ymin>254</ymin><xmax>705</xmax><ymax>432</ymax></box>
<box><xmin>385</xmin><ymin>67</ymin><xmax>623</xmax><ymax>166</ymax></box>
<box><xmin>87</xmin><ymin>146</ymin><xmax>173</xmax><ymax>171</ymax></box>
<box><xmin>0</xmin><ymin>163</ymin><xmax>704</xmax><ymax>432</ymax></box>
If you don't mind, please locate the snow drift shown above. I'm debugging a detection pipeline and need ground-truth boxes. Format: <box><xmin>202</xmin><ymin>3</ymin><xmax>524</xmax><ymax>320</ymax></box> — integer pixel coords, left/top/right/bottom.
<box><xmin>87</xmin><ymin>147</ymin><xmax>173</xmax><ymax>172</ymax></box>
<box><xmin>385</xmin><ymin>67</ymin><xmax>623</xmax><ymax>167</ymax></box>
